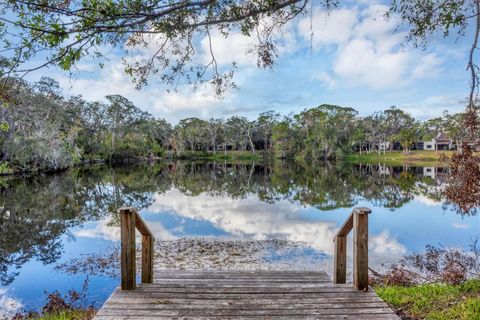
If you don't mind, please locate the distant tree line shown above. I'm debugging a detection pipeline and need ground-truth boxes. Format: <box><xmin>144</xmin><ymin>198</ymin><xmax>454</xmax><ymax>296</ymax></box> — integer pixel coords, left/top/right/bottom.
<box><xmin>0</xmin><ymin>77</ymin><xmax>468</xmax><ymax>172</ymax></box>
<box><xmin>1</xmin><ymin>77</ymin><xmax>172</xmax><ymax>172</ymax></box>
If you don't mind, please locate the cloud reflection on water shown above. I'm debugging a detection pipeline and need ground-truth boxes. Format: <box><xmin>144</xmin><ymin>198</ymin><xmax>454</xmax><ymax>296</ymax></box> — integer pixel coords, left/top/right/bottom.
<box><xmin>0</xmin><ymin>288</ymin><xmax>22</xmax><ymax>318</ymax></box>
<box><xmin>74</xmin><ymin>219</ymin><xmax>176</xmax><ymax>242</ymax></box>
<box><xmin>147</xmin><ymin>189</ymin><xmax>408</xmax><ymax>265</ymax></box>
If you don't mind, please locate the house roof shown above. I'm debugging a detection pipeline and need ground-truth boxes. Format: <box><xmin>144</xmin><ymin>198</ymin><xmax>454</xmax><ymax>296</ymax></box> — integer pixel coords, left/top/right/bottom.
<box><xmin>436</xmin><ymin>132</ymin><xmax>450</xmax><ymax>141</ymax></box>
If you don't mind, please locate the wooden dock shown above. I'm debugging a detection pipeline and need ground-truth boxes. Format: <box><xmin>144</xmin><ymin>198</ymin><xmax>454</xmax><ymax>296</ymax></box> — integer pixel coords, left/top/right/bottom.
<box><xmin>94</xmin><ymin>270</ymin><xmax>399</xmax><ymax>319</ymax></box>
<box><xmin>94</xmin><ymin>207</ymin><xmax>399</xmax><ymax>319</ymax></box>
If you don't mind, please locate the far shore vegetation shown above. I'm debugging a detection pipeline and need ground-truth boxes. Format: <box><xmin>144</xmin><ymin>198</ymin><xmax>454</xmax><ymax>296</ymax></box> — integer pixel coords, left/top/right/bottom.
<box><xmin>1</xmin><ymin>77</ymin><xmax>466</xmax><ymax>175</ymax></box>
<box><xmin>172</xmin><ymin>150</ymin><xmax>454</xmax><ymax>166</ymax></box>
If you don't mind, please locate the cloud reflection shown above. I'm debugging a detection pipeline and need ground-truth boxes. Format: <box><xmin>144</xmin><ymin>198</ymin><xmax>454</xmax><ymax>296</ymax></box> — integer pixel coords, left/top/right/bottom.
<box><xmin>148</xmin><ymin>189</ymin><xmax>407</xmax><ymax>264</ymax></box>
<box><xmin>415</xmin><ymin>195</ymin><xmax>443</xmax><ymax>207</ymax></box>
<box><xmin>74</xmin><ymin>219</ymin><xmax>176</xmax><ymax>242</ymax></box>
<box><xmin>0</xmin><ymin>288</ymin><xmax>22</xmax><ymax>318</ymax></box>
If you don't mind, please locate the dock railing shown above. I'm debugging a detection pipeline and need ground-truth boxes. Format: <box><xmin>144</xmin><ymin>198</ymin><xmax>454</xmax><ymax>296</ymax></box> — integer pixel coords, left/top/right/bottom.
<box><xmin>119</xmin><ymin>206</ymin><xmax>369</xmax><ymax>291</ymax></box>
<box><xmin>119</xmin><ymin>207</ymin><xmax>155</xmax><ymax>290</ymax></box>
<box><xmin>333</xmin><ymin>207</ymin><xmax>371</xmax><ymax>290</ymax></box>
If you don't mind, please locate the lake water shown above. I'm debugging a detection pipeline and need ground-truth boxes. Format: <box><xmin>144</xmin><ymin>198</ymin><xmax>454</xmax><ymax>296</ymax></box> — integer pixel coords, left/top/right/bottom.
<box><xmin>0</xmin><ymin>161</ymin><xmax>479</xmax><ymax>316</ymax></box>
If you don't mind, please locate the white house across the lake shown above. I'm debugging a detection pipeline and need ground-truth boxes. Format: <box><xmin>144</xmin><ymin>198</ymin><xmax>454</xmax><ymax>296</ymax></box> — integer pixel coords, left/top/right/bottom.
<box><xmin>422</xmin><ymin>133</ymin><xmax>454</xmax><ymax>151</ymax></box>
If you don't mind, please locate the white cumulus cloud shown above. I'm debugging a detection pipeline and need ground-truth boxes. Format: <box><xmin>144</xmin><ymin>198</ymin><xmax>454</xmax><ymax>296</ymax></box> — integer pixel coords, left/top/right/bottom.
<box><xmin>298</xmin><ymin>8</ymin><xmax>358</xmax><ymax>48</ymax></box>
<box><xmin>333</xmin><ymin>38</ymin><xmax>410</xmax><ymax>88</ymax></box>
<box><xmin>301</xmin><ymin>4</ymin><xmax>446</xmax><ymax>90</ymax></box>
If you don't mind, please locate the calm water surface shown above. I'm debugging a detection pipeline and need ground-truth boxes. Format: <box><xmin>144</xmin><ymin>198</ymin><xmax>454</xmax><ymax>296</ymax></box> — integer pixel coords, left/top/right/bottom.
<box><xmin>0</xmin><ymin>161</ymin><xmax>478</xmax><ymax>315</ymax></box>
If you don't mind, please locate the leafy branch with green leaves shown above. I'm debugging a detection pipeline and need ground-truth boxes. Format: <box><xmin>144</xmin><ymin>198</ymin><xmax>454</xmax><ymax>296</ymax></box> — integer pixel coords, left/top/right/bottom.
<box><xmin>0</xmin><ymin>0</ymin><xmax>340</xmax><ymax>94</ymax></box>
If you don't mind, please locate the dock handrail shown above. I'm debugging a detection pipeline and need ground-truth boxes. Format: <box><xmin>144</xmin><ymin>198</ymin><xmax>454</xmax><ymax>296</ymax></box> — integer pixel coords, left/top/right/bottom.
<box><xmin>119</xmin><ymin>207</ymin><xmax>155</xmax><ymax>290</ymax></box>
<box><xmin>333</xmin><ymin>207</ymin><xmax>371</xmax><ymax>290</ymax></box>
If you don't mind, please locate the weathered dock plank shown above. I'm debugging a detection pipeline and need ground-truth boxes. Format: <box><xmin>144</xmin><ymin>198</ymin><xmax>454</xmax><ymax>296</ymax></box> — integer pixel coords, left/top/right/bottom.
<box><xmin>94</xmin><ymin>271</ymin><xmax>398</xmax><ymax>319</ymax></box>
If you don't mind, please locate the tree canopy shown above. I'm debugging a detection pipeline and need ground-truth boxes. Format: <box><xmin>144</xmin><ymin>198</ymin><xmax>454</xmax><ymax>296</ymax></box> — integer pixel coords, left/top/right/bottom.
<box><xmin>0</xmin><ymin>77</ymin><xmax>468</xmax><ymax>173</ymax></box>
<box><xmin>0</xmin><ymin>0</ymin><xmax>338</xmax><ymax>93</ymax></box>
<box><xmin>1</xmin><ymin>0</ymin><xmax>479</xmax><ymax>97</ymax></box>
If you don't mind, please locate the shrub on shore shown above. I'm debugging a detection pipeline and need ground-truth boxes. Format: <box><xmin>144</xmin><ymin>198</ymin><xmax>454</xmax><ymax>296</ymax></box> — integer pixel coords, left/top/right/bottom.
<box><xmin>372</xmin><ymin>243</ymin><xmax>480</xmax><ymax>319</ymax></box>
<box><xmin>9</xmin><ymin>289</ymin><xmax>94</xmax><ymax>320</ymax></box>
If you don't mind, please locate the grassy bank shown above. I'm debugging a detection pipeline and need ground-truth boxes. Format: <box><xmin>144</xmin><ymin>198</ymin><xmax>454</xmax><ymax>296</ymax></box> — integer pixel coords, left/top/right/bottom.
<box><xmin>36</xmin><ymin>310</ymin><xmax>94</xmax><ymax>320</ymax></box>
<box><xmin>12</xmin><ymin>309</ymin><xmax>94</xmax><ymax>320</ymax></box>
<box><xmin>172</xmin><ymin>150</ymin><xmax>267</xmax><ymax>161</ymax></box>
<box><xmin>343</xmin><ymin>150</ymin><xmax>454</xmax><ymax>166</ymax></box>
<box><xmin>9</xmin><ymin>289</ymin><xmax>96</xmax><ymax>320</ymax></box>
<box><xmin>375</xmin><ymin>280</ymin><xmax>480</xmax><ymax>319</ymax></box>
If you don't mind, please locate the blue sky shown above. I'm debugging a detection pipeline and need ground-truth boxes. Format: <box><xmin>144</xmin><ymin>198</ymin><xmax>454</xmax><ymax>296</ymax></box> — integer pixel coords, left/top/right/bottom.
<box><xmin>26</xmin><ymin>0</ymin><xmax>472</xmax><ymax>123</ymax></box>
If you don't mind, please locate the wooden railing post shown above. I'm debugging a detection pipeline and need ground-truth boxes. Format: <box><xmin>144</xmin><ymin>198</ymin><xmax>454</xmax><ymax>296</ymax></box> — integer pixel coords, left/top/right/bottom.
<box><xmin>119</xmin><ymin>207</ymin><xmax>155</xmax><ymax>290</ymax></box>
<box><xmin>333</xmin><ymin>207</ymin><xmax>371</xmax><ymax>290</ymax></box>
<box><xmin>120</xmin><ymin>208</ymin><xmax>136</xmax><ymax>290</ymax></box>
<box><xmin>353</xmin><ymin>208</ymin><xmax>370</xmax><ymax>290</ymax></box>
<box><xmin>333</xmin><ymin>235</ymin><xmax>347</xmax><ymax>284</ymax></box>
<box><xmin>141</xmin><ymin>234</ymin><xmax>154</xmax><ymax>283</ymax></box>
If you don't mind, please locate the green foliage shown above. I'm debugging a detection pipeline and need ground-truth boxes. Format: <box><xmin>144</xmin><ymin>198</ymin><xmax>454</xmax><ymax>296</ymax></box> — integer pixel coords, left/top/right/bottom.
<box><xmin>389</xmin><ymin>0</ymin><xmax>470</xmax><ymax>46</ymax></box>
<box><xmin>272</xmin><ymin>120</ymin><xmax>296</xmax><ymax>158</ymax></box>
<box><xmin>433</xmin><ymin>298</ymin><xmax>480</xmax><ymax>320</ymax></box>
<box><xmin>175</xmin><ymin>150</ymin><xmax>261</xmax><ymax>161</ymax></box>
<box><xmin>0</xmin><ymin>77</ymin><xmax>467</xmax><ymax>172</ymax></box>
<box><xmin>275</xmin><ymin>104</ymin><xmax>358</xmax><ymax>160</ymax></box>
<box><xmin>5</xmin><ymin>126</ymin><xmax>75</xmax><ymax>171</ymax></box>
<box><xmin>0</xmin><ymin>77</ymin><xmax>171</xmax><ymax>171</ymax></box>
<box><xmin>0</xmin><ymin>121</ymin><xmax>9</xmax><ymax>132</ymax></box>
<box><xmin>395</xmin><ymin>126</ymin><xmax>419</xmax><ymax>154</ymax></box>
<box><xmin>376</xmin><ymin>280</ymin><xmax>480</xmax><ymax>320</ymax></box>
<box><xmin>2</xmin><ymin>0</ymin><xmax>472</xmax><ymax>98</ymax></box>
<box><xmin>0</xmin><ymin>162</ymin><xmax>12</xmax><ymax>175</ymax></box>
<box><xmin>151</xmin><ymin>141</ymin><xmax>164</xmax><ymax>157</ymax></box>
<box><xmin>0</xmin><ymin>0</ymin><xmax>336</xmax><ymax>93</ymax></box>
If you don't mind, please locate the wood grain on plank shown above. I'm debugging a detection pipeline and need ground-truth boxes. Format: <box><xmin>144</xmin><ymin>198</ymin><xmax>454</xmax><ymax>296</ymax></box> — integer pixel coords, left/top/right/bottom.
<box><xmin>94</xmin><ymin>271</ymin><xmax>398</xmax><ymax>319</ymax></box>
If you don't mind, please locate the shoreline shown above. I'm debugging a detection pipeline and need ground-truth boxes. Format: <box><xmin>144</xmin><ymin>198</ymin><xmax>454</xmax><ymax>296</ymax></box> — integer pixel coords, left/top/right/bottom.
<box><xmin>342</xmin><ymin>150</ymin><xmax>454</xmax><ymax>166</ymax></box>
<box><xmin>0</xmin><ymin>150</ymin><xmax>455</xmax><ymax>177</ymax></box>
<box><xmin>0</xmin><ymin>152</ymin><xmax>267</xmax><ymax>177</ymax></box>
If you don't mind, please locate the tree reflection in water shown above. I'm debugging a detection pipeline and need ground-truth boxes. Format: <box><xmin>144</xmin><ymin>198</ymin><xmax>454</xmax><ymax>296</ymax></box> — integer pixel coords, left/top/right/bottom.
<box><xmin>0</xmin><ymin>161</ymin><xmax>456</xmax><ymax>285</ymax></box>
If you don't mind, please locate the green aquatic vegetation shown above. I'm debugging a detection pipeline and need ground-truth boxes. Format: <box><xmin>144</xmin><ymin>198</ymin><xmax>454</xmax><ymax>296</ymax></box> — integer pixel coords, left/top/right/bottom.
<box><xmin>375</xmin><ymin>280</ymin><xmax>480</xmax><ymax>320</ymax></box>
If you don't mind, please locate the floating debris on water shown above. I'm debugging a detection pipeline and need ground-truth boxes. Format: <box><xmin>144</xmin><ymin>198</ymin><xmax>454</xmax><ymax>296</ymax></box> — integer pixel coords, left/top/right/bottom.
<box><xmin>55</xmin><ymin>238</ymin><xmax>328</xmax><ymax>278</ymax></box>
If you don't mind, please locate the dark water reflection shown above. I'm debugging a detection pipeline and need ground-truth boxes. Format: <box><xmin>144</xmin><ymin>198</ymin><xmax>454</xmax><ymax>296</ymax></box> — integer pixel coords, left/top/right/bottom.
<box><xmin>0</xmin><ymin>161</ymin><xmax>477</xmax><ymax>314</ymax></box>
